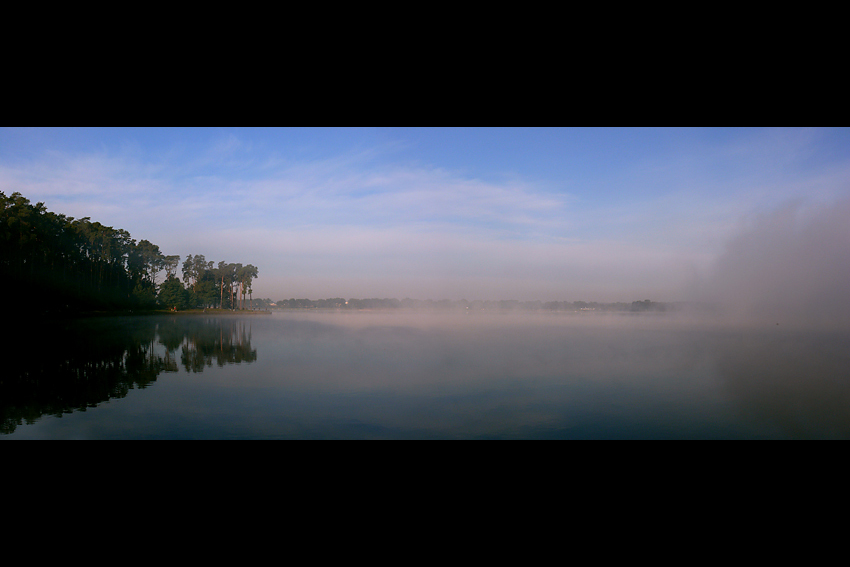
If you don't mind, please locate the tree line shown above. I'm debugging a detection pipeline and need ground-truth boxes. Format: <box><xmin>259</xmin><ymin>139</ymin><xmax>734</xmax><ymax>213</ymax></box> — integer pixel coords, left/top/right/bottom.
<box><xmin>272</xmin><ymin>298</ymin><xmax>669</xmax><ymax>311</ymax></box>
<box><xmin>159</xmin><ymin>255</ymin><xmax>259</xmax><ymax>311</ymax></box>
<box><xmin>0</xmin><ymin>191</ymin><xmax>258</xmax><ymax>314</ymax></box>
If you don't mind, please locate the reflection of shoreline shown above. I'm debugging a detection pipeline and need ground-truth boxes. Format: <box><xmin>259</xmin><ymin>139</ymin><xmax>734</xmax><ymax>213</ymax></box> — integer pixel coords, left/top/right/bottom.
<box><xmin>170</xmin><ymin>317</ymin><xmax>257</xmax><ymax>372</ymax></box>
<box><xmin>39</xmin><ymin>309</ymin><xmax>272</xmax><ymax>319</ymax></box>
<box><xmin>1</xmin><ymin>316</ymin><xmax>257</xmax><ymax>434</ymax></box>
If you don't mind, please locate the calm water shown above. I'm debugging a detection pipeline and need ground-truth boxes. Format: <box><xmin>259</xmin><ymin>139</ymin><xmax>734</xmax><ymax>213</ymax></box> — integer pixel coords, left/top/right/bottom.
<box><xmin>3</xmin><ymin>311</ymin><xmax>849</xmax><ymax>439</ymax></box>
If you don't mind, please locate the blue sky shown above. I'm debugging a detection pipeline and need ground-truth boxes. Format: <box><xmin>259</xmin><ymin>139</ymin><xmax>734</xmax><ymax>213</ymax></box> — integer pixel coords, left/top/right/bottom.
<box><xmin>2</xmin><ymin>127</ymin><xmax>849</xmax><ymax>302</ymax></box>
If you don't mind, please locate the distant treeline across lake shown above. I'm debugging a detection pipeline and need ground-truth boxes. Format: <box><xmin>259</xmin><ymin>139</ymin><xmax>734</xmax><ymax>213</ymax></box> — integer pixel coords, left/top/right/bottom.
<box><xmin>270</xmin><ymin>297</ymin><xmax>671</xmax><ymax>312</ymax></box>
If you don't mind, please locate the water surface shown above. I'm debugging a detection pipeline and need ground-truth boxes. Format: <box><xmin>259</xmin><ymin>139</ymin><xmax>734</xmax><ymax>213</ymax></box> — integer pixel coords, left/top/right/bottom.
<box><xmin>4</xmin><ymin>311</ymin><xmax>848</xmax><ymax>439</ymax></box>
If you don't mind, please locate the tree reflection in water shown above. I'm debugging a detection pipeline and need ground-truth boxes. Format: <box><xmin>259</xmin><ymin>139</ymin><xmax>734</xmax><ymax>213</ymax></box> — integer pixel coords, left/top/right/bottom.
<box><xmin>162</xmin><ymin>317</ymin><xmax>257</xmax><ymax>373</ymax></box>
<box><xmin>1</xmin><ymin>316</ymin><xmax>256</xmax><ymax>434</ymax></box>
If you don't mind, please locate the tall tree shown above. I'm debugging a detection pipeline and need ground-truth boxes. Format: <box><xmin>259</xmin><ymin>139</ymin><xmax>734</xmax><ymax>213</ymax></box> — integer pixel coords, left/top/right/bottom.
<box><xmin>163</xmin><ymin>255</ymin><xmax>180</xmax><ymax>280</ymax></box>
<box><xmin>236</xmin><ymin>264</ymin><xmax>258</xmax><ymax>310</ymax></box>
<box><xmin>216</xmin><ymin>261</ymin><xmax>231</xmax><ymax>309</ymax></box>
<box><xmin>182</xmin><ymin>254</ymin><xmax>196</xmax><ymax>292</ymax></box>
<box><xmin>229</xmin><ymin>263</ymin><xmax>242</xmax><ymax>309</ymax></box>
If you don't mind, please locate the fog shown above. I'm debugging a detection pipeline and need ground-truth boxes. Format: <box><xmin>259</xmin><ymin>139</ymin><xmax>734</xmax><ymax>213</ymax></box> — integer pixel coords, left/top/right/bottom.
<box><xmin>693</xmin><ymin>195</ymin><xmax>850</xmax><ymax>329</ymax></box>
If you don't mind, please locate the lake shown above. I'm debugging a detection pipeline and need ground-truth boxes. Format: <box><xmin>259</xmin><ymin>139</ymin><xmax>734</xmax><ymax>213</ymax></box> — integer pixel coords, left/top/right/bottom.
<box><xmin>3</xmin><ymin>310</ymin><xmax>849</xmax><ymax>439</ymax></box>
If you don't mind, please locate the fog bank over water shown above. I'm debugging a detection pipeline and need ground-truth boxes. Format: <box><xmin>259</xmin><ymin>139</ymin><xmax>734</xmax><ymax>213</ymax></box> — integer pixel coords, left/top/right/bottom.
<box><xmin>694</xmin><ymin>195</ymin><xmax>850</xmax><ymax>328</ymax></box>
<box><xmin>253</xmin><ymin>311</ymin><xmax>850</xmax><ymax>438</ymax></box>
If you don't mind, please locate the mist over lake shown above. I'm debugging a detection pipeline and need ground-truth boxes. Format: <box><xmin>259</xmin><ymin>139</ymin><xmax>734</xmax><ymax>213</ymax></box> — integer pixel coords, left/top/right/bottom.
<box><xmin>5</xmin><ymin>310</ymin><xmax>848</xmax><ymax>439</ymax></box>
